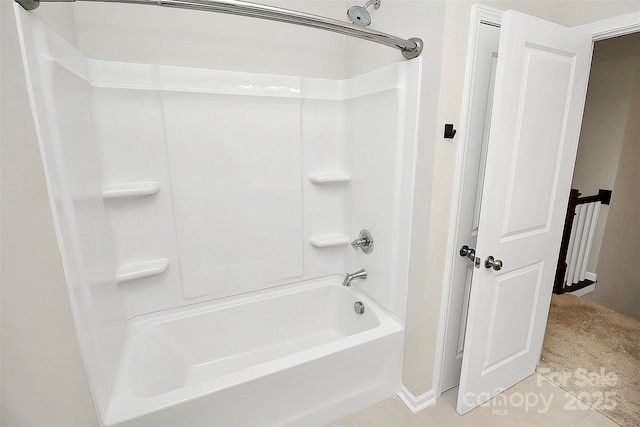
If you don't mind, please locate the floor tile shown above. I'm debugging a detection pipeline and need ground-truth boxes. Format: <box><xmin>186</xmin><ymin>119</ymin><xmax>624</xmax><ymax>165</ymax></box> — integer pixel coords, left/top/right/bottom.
<box><xmin>420</xmin><ymin>387</ymin><xmax>486</xmax><ymax>425</ymax></box>
<box><xmin>331</xmin><ymin>373</ymin><xmax>616</xmax><ymax>427</ymax></box>
<box><xmin>406</xmin><ymin>408</ymin><xmax>438</xmax><ymax>426</ymax></box>
<box><xmin>575</xmin><ymin>412</ymin><xmax>620</xmax><ymax>427</ymax></box>
<box><xmin>507</xmin><ymin>375</ymin><xmax>593</xmax><ymax>426</ymax></box>
<box><xmin>331</xmin><ymin>397</ymin><xmax>413</xmax><ymax>426</ymax></box>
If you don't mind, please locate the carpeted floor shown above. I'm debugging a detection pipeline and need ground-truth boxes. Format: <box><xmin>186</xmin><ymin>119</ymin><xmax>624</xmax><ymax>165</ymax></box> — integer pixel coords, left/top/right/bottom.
<box><xmin>537</xmin><ymin>294</ymin><xmax>640</xmax><ymax>426</ymax></box>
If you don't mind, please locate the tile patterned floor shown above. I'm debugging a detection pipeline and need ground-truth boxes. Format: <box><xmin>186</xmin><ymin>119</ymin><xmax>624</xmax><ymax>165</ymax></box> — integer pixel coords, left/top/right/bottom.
<box><xmin>332</xmin><ymin>374</ymin><xmax>619</xmax><ymax>426</ymax></box>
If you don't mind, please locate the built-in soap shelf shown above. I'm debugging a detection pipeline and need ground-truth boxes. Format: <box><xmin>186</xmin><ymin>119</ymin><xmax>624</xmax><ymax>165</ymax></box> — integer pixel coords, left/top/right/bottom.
<box><xmin>116</xmin><ymin>258</ymin><xmax>170</xmax><ymax>283</ymax></box>
<box><xmin>308</xmin><ymin>172</ymin><xmax>351</xmax><ymax>184</ymax></box>
<box><xmin>102</xmin><ymin>182</ymin><xmax>161</xmax><ymax>200</ymax></box>
<box><xmin>308</xmin><ymin>172</ymin><xmax>350</xmax><ymax>248</ymax></box>
<box><xmin>309</xmin><ymin>233</ymin><xmax>350</xmax><ymax>248</ymax></box>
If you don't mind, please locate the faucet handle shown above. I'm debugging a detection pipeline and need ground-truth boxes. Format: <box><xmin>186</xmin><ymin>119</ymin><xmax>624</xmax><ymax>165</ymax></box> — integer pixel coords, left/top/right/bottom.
<box><xmin>351</xmin><ymin>229</ymin><xmax>374</xmax><ymax>254</ymax></box>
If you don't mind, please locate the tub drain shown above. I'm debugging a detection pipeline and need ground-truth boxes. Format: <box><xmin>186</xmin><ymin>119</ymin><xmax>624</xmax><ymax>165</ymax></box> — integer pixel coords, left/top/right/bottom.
<box><xmin>354</xmin><ymin>301</ymin><xmax>365</xmax><ymax>315</ymax></box>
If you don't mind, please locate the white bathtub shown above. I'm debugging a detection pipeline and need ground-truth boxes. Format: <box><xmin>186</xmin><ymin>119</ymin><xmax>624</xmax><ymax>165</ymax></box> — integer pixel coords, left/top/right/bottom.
<box><xmin>106</xmin><ymin>277</ymin><xmax>404</xmax><ymax>426</ymax></box>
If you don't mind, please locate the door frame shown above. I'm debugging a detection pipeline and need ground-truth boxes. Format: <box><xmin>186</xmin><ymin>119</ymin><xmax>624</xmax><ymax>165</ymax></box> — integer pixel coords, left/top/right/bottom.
<box><xmin>435</xmin><ymin>4</ymin><xmax>502</xmax><ymax>395</ymax></box>
<box><xmin>434</xmin><ymin>6</ymin><xmax>640</xmax><ymax>398</ymax></box>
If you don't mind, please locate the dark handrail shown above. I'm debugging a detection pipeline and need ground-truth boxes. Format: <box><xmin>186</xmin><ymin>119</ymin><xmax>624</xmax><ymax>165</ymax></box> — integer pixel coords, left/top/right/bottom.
<box><xmin>553</xmin><ymin>188</ymin><xmax>612</xmax><ymax>294</ymax></box>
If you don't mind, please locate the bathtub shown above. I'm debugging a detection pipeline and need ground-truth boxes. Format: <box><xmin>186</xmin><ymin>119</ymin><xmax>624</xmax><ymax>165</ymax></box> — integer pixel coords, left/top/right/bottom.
<box><xmin>105</xmin><ymin>277</ymin><xmax>404</xmax><ymax>426</ymax></box>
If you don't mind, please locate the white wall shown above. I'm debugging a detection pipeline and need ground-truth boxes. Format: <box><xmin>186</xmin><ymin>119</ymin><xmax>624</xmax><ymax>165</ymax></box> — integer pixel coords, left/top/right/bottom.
<box><xmin>571</xmin><ymin>33</ymin><xmax>640</xmax><ymax>273</ymax></box>
<box><xmin>583</xmin><ymin>34</ymin><xmax>640</xmax><ymax>319</ymax></box>
<box><xmin>564</xmin><ymin>0</ymin><xmax>640</xmax><ymax>26</ymax></box>
<box><xmin>73</xmin><ymin>0</ymin><xmax>349</xmax><ymax>79</ymax></box>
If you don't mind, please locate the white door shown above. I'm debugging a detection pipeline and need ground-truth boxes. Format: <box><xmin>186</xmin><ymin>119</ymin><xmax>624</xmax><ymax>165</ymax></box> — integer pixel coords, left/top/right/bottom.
<box><xmin>457</xmin><ymin>10</ymin><xmax>592</xmax><ymax>414</ymax></box>
<box><xmin>441</xmin><ymin>21</ymin><xmax>500</xmax><ymax>392</ymax></box>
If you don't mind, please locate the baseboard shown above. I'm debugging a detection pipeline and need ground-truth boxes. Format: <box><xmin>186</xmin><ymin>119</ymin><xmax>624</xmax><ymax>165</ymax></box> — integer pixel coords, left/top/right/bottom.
<box><xmin>398</xmin><ymin>385</ymin><xmax>436</xmax><ymax>413</ymax></box>
<box><xmin>585</xmin><ymin>271</ymin><xmax>597</xmax><ymax>282</ymax></box>
<box><xmin>567</xmin><ymin>283</ymin><xmax>596</xmax><ymax>297</ymax></box>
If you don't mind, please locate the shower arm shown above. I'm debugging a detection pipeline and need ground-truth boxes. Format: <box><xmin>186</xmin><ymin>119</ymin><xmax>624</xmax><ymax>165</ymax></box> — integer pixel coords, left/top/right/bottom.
<box><xmin>15</xmin><ymin>0</ymin><xmax>423</xmax><ymax>59</ymax></box>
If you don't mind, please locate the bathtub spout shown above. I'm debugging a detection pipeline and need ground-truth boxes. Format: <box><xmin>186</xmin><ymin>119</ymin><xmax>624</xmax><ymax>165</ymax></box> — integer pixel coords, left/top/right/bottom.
<box><xmin>341</xmin><ymin>269</ymin><xmax>367</xmax><ymax>287</ymax></box>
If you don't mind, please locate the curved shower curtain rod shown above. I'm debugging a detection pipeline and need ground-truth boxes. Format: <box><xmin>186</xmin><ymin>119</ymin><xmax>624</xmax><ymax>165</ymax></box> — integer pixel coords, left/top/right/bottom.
<box><xmin>15</xmin><ymin>0</ymin><xmax>423</xmax><ymax>59</ymax></box>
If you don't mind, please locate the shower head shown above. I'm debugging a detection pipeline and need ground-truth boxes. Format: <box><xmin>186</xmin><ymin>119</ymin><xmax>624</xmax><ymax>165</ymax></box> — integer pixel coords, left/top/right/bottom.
<box><xmin>347</xmin><ymin>0</ymin><xmax>381</xmax><ymax>26</ymax></box>
<box><xmin>347</xmin><ymin>5</ymin><xmax>371</xmax><ymax>26</ymax></box>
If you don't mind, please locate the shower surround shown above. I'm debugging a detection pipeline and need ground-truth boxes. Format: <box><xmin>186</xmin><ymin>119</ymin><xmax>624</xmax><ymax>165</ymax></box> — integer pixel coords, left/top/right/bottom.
<box><xmin>16</xmin><ymin>5</ymin><xmax>422</xmax><ymax>425</ymax></box>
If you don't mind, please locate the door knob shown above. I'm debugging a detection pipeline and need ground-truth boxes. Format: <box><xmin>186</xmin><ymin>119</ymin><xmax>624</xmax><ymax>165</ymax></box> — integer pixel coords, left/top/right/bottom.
<box><xmin>460</xmin><ymin>245</ymin><xmax>475</xmax><ymax>260</ymax></box>
<box><xmin>484</xmin><ymin>256</ymin><xmax>503</xmax><ymax>271</ymax></box>
<box><xmin>460</xmin><ymin>245</ymin><xmax>480</xmax><ymax>268</ymax></box>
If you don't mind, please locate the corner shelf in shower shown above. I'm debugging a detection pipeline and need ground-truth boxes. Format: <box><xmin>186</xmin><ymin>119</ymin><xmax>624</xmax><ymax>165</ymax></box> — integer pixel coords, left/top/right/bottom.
<box><xmin>308</xmin><ymin>172</ymin><xmax>351</xmax><ymax>184</ymax></box>
<box><xmin>309</xmin><ymin>233</ymin><xmax>350</xmax><ymax>248</ymax></box>
<box><xmin>116</xmin><ymin>258</ymin><xmax>170</xmax><ymax>283</ymax></box>
<box><xmin>102</xmin><ymin>182</ymin><xmax>161</xmax><ymax>200</ymax></box>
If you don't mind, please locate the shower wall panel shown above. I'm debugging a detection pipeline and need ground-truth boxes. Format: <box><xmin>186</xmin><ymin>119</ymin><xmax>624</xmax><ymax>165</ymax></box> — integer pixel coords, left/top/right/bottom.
<box><xmin>16</xmin><ymin>10</ymin><xmax>126</xmax><ymax>414</ymax></box>
<box><xmin>162</xmin><ymin>93</ymin><xmax>304</xmax><ymax>299</ymax></box>
<box><xmin>92</xmin><ymin>88</ymin><xmax>184</xmax><ymax>316</ymax></box>
<box><xmin>349</xmin><ymin>89</ymin><xmax>400</xmax><ymax>312</ymax></box>
<box><xmin>51</xmin><ymin>61</ymin><xmax>125</xmax><ymax>411</ymax></box>
<box><xmin>302</xmin><ymin>99</ymin><xmax>350</xmax><ymax>279</ymax></box>
<box><xmin>83</xmin><ymin>66</ymin><xmax>360</xmax><ymax>317</ymax></box>
<box><xmin>87</xmin><ymin>67</ymin><xmax>353</xmax><ymax>315</ymax></box>
<box><xmin>346</xmin><ymin>63</ymin><xmax>422</xmax><ymax>319</ymax></box>
<box><xmin>50</xmin><ymin>63</ymin><xmax>122</xmax><ymax>324</ymax></box>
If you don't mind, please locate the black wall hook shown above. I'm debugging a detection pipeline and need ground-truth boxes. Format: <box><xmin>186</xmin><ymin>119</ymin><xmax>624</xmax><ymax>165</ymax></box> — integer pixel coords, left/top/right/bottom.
<box><xmin>598</xmin><ymin>189</ymin><xmax>612</xmax><ymax>205</ymax></box>
<box><xmin>444</xmin><ymin>123</ymin><xmax>457</xmax><ymax>139</ymax></box>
